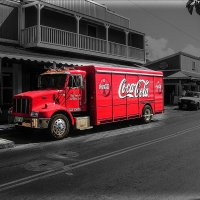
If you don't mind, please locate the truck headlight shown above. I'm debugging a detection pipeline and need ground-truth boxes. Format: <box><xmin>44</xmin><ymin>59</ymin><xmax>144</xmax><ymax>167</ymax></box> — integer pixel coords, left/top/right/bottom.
<box><xmin>31</xmin><ymin>112</ymin><xmax>39</xmax><ymax>117</ymax></box>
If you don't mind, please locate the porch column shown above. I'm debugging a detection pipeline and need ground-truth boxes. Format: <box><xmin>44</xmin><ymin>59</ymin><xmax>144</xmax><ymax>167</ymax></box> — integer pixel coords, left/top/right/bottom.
<box><xmin>19</xmin><ymin>2</ymin><xmax>25</xmax><ymax>45</ymax></box>
<box><xmin>36</xmin><ymin>4</ymin><xmax>44</xmax><ymax>43</ymax></box>
<box><xmin>143</xmin><ymin>35</ymin><xmax>146</xmax><ymax>63</ymax></box>
<box><xmin>125</xmin><ymin>30</ymin><xmax>129</xmax><ymax>58</ymax></box>
<box><xmin>75</xmin><ymin>15</ymin><xmax>82</xmax><ymax>49</ymax></box>
<box><xmin>179</xmin><ymin>80</ymin><xmax>182</xmax><ymax>98</ymax></box>
<box><xmin>0</xmin><ymin>58</ymin><xmax>1</xmax><ymax>108</ymax></box>
<box><xmin>104</xmin><ymin>24</ymin><xmax>110</xmax><ymax>54</ymax></box>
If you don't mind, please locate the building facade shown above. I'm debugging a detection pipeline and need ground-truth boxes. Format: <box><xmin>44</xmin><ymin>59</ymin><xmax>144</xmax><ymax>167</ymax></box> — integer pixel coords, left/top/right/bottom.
<box><xmin>144</xmin><ymin>52</ymin><xmax>200</xmax><ymax>104</ymax></box>
<box><xmin>0</xmin><ymin>0</ymin><xmax>146</xmax><ymax>121</ymax></box>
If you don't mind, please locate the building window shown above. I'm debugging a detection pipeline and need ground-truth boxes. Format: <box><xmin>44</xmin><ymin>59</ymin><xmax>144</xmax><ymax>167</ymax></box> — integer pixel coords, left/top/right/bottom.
<box><xmin>192</xmin><ymin>61</ymin><xmax>196</xmax><ymax>71</ymax></box>
<box><xmin>88</xmin><ymin>25</ymin><xmax>97</xmax><ymax>38</ymax></box>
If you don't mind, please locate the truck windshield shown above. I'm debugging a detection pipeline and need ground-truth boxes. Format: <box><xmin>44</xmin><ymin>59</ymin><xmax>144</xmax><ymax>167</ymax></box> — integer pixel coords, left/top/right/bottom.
<box><xmin>40</xmin><ymin>74</ymin><xmax>66</xmax><ymax>89</ymax></box>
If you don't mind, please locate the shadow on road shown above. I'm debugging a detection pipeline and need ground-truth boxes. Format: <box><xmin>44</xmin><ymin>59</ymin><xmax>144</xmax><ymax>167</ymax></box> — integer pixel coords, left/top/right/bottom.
<box><xmin>0</xmin><ymin>118</ymin><xmax>159</xmax><ymax>145</ymax></box>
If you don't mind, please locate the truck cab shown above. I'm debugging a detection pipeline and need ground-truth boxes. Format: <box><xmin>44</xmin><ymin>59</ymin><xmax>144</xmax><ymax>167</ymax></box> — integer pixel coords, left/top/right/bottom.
<box><xmin>9</xmin><ymin>67</ymin><xmax>89</xmax><ymax>140</ymax></box>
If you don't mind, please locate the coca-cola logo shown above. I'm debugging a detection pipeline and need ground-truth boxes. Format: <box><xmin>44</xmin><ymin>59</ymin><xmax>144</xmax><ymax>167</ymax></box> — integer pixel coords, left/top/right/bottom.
<box><xmin>99</xmin><ymin>78</ymin><xmax>110</xmax><ymax>97</ymax></box>
<box><xmin>118</xmin><ymin>79</ymin><xmax>149</xmax><ymax>99</ymax></box>
<box><xmin>155</xmin><ymin>81</ymin><xmax>162</xmax><ymax>94</ymax></box>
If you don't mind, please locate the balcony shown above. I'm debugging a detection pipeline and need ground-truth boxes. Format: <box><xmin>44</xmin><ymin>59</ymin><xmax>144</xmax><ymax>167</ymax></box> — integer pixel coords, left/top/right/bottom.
<box><xmin>21</xmin><ymin>26</ymin><xmax>145</xmax><ymax>64</ymax></box>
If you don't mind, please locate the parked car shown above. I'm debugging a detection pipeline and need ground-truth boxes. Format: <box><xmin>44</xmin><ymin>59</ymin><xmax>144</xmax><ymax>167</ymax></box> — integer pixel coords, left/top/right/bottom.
<box><xmin>178</xmin><ymin>91</ymin><xmax>200</xmax><ymax>110</ymax></box>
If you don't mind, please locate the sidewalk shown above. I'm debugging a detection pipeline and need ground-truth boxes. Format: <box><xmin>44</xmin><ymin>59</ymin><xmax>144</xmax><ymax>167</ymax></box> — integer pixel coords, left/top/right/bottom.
<box><xmin>164</xmin><ymin>104</ymin><xmax>178</xmax><ymax>110</ymax></box>
<box><xmin>0</xmin><ymin>123</ymin><xmax>15</xmax><ymax>149</ymax></box>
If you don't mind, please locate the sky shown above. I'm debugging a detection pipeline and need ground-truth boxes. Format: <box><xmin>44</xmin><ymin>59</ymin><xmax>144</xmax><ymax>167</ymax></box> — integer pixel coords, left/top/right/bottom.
<box><xmin>95</xmin><ymin>0</ymin><xmax>200</xmax><ymax>61</ymax></box>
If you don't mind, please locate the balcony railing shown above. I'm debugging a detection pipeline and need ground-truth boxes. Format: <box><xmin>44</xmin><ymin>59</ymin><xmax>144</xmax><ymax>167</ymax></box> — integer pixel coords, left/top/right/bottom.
<box><xmin>108</xmin><ymin>41</ymin><xmax>127</xmax><ymax>57</ymax></box>
<box><xmin>21</xmin><ymin>26</ymin><xmax>145</xmax><ymax>62</ymax></box>
<box><xmin>79</xmin><ymin>34</ymin><xmax>107</xmax><ymax>53</ymax></box>
<box><xmin>21</xmin><ymin>26</ymin><xmax>38</xmax><ymax>44</ymax></box>
<box><xmin>41</xmin><ymin>26</ymin><xmax>78</xmax><ymax>48</ymax></box>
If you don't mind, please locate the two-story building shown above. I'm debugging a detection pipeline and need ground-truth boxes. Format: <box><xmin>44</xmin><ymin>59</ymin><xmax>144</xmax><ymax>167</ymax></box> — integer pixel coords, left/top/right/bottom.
<box><xmin>145</xmin><ymin>52</ymin><xmax>200</xmax><ymax>104</ymax></box>
<box><xmin>0</xmin><ymin>0</ymin><xmax>146</xmax><ymax>121</ymax></box>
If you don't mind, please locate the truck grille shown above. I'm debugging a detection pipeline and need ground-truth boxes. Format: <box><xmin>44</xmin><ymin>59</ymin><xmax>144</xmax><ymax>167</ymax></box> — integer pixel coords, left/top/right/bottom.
<box><xmin>13</xmin><ymin>98</ymin><xmax>30</xmax><ymax>114</ymax></box>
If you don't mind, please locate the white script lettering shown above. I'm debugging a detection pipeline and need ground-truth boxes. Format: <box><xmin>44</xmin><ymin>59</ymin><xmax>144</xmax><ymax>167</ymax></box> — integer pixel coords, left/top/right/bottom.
<box><xmin>99</xmin><ymin>84</ymin><xmax>109</xmax><ymax>90</ymax></box>
<box><xmin>118</xmin><ymin>79</ymin><xmax>149</xmax><ymax>99</ymax></box>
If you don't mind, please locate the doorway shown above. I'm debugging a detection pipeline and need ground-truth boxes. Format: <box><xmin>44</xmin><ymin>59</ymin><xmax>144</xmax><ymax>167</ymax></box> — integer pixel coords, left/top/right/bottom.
<box><xmin>164</xmin><ymin>85</ymin><xmax>175</xmax><ymax>105</ymax></box>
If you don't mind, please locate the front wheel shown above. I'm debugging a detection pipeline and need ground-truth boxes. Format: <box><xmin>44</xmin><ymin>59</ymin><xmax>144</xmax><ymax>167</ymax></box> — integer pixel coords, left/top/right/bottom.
<box><xmin>48</xmin><ymin>114</ymin><xmax>70</xmax><ymax>140</ymax></box>
<box><xmin>141</xmin><ymin>105</ymin><xmax>152</xmax><ymax>124</ymax></box>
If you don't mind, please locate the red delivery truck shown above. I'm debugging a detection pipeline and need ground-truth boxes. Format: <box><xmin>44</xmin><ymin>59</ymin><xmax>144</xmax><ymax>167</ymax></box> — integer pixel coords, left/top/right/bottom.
<box><xmin>8</xmin><ymin>65</ymin><xmax>164</xmax><ymax>140</ymax></box>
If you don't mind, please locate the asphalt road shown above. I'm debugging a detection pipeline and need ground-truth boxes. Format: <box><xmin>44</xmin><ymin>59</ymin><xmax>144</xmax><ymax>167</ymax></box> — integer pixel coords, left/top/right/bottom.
<box><xmin>1</xmin><ymin>106</ymin><xmax>200</xmax><ymax>200</ymax></box>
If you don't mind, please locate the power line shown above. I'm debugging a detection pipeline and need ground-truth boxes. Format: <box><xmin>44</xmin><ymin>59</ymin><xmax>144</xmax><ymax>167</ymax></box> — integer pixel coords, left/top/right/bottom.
<box><xmin>127</xmin><ymin>0</ymin><xmax>200</xmax><ymax>43</ymax></box>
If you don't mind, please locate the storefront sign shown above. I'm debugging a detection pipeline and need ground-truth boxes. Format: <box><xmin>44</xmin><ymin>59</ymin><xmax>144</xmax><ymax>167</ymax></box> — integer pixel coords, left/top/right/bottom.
<box><xmin>159</xmin><ymin>62</ymin><xmax>168</xmax><ymax>70</ymax></box>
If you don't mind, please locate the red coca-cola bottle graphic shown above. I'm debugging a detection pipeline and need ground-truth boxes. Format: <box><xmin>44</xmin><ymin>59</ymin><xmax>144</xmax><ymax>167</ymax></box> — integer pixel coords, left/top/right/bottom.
<box><xmin>156</xmin><ymin>81</ymin><xmax>162</xmax><ymax>94</ymax></box>
<box><xmin>99</xmin><ymin>79</ymin><xmax>110</xmax><ymax>97</ymax></box>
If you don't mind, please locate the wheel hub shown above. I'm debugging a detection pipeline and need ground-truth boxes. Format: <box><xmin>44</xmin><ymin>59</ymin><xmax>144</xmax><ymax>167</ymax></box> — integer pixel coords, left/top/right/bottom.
<box><xmin>144</xmin><ymin>109</ymin><xmax>151</xmax><ymax>120</ymax></box>
<box><xmin>53</xmin><ymin>119</ymin><xmax>66</xmax><ymax>136</ymax></box>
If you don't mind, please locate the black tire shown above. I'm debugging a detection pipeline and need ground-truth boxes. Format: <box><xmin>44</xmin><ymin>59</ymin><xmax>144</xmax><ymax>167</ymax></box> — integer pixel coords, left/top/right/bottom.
<box><xmin>48</xmin><ymin>114</ymin><xmax>70</xmax><ymax>140</ymax></box>
<box><xmin>141</xmin><ymin>105</ymin><xmax>152</xmax><ymax>124</ymax></box>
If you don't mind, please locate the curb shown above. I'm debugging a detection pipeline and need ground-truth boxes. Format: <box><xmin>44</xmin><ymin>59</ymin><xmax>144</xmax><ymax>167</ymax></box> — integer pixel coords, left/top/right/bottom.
<box><xmin>0</xmin><ymin>124</ymin><xmax>15</xmax><ymax>149</ymax></box>
<box><xmin>0</xmin><ymin>124</ymin><xmax>15</xmax><ymax>133</ymax></box>
<box><xmin>164</xmin><ymin>105</ymin><xmax>178</xmax><ymax>110</ymax></box>
<box><xmin>0</xmin><ymin>138</ymin><xmax>15</xmax><ymax>149</ymax></box>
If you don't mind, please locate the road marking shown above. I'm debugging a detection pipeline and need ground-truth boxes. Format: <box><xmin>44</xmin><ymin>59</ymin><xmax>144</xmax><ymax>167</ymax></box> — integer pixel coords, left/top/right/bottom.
<box><xmin>65</xmin><ymin>172</ymin><xmax>73</xmax><ymax>176</ymax></box>
<box><xmin>1</xmin><ymin>124</ymin><xmax>200</xmax><ymax>192</ymax></box>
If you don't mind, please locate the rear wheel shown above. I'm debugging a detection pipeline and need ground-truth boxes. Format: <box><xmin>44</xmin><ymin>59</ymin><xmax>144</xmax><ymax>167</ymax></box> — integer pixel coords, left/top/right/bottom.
<box><xmin>141</xmin><ymin>105</ymin><xmax>152</xmax><ymax>124</ymax></box>
<box><xmin>48</xmin><ymin>114</ymin><xmax>70</xmax><ymax>140</ymax></box>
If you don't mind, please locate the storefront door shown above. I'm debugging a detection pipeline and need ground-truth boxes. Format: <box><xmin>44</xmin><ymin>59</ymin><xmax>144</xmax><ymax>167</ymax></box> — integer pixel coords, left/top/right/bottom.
<box><xmin>0</xmin><ymin>59</ymin><xmax>22</xmax><ymax>121</ymax></box>
<box><xmin>164</xmin><ymin>85</ymin><xmax>175</xmax><ymax>105</ymax></box>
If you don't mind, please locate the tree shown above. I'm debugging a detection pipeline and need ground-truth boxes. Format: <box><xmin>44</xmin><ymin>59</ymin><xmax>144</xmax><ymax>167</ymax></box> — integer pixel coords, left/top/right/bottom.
<box><xmin>186</xmin><ymin>0</ymin><xmax>200</xmax><ymax>15</ymax></box>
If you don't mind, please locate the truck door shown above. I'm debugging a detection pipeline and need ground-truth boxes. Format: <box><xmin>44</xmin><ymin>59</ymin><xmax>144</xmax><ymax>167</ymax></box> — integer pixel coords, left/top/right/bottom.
<box><xmin>66</xmin><ymin>74</ymin><xmax>87</xmax><ymax>112</ymax></box>
<box><xmin>154</xmin><ymin>76</ymin><xmax>164</xmax><ymax>112</ymax></box>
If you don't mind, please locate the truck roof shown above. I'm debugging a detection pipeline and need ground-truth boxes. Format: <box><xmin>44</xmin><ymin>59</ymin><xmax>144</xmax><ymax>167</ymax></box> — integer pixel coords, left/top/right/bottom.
<box><xmin>41</xmin><ymin>65</ymin><xmax>163</xmax><ymax>76</ymax></box>
<box><xmin>41</xmin><ymin>68</ymin><xmax>84</xmax><ymax>75</ymax></box>
<box><xmin>76</xmin><ymin>65</ymin><xmax>163</xmax><ymax>76</ymax></box>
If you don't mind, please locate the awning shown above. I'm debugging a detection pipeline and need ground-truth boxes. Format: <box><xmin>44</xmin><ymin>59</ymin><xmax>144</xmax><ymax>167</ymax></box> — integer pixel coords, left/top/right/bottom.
<box><xmin>0</xmin><ymin>44</ymin><xmax>147</xmax><ymax>69</ymax></box>
<box><xmin>0</xmin><ymin>44</ymin><xmax>91</xmax><ymax>65</ymax></box>
<box><xmin>165</xmin><ymin>70</ymin><xmax>200</xmax><ymax>80</ymax></box>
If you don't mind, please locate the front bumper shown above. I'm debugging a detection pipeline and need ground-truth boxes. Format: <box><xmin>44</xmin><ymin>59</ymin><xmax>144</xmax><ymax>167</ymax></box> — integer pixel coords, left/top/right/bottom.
<box><xmin>12</xmin><ymin>116</ymin><xmax>50</xmax><ymax>129</ymax></box>
<box><xmin>178</xmin><ymin>102</ymin><xmax>197</xmax><ymax>109</ymax></box>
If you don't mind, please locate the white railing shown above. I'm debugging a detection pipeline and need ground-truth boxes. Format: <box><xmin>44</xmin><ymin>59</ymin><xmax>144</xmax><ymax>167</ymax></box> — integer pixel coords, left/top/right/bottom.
<box><xmin>79</xmin><ymin>34</ymin><xmax>107</xmax><ymax>53</ymax></box>
<box><xmin>108</xmin><ymin>41</ymin><xmax>127</xmax><ymax>57</ymax></box>
<box><xmin>129</xmin><ymin>46</ymin><xmax>145</xmax><ymax>61</ymax></box>
<box><xmin>21</xmin><ymin>26</ymin><xmax>145</xmax><ymax>62</ymax></box>
<box><xmin>41</xmin><ymin>26</ymin><xmax>77</xmax><ymax>47</ymax></box>
<box><xmin>21</xmin><ymin>26</ymin><xmax>37</xmax><ymax>44</ymax></box>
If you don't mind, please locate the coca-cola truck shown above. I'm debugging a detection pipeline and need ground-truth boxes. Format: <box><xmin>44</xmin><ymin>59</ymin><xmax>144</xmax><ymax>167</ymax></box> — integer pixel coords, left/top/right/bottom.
<box><xmin>8</xmin><ymin>65</ymin><xmax>164</xmax><ymax>140</ymax></box>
